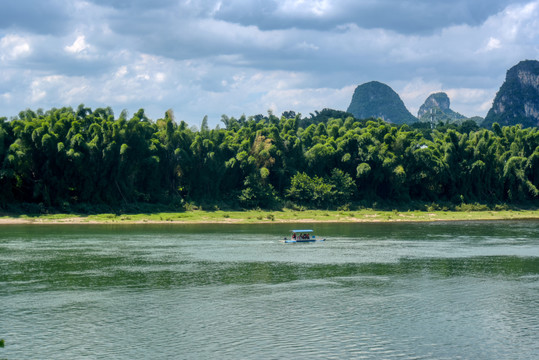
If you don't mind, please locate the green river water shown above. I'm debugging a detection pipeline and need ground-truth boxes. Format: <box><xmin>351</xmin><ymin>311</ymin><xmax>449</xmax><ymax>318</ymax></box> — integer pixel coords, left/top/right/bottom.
<box><xmin>1</xmin><ymin>221</ymin><xmax>538</xmax><ymax>359</ymax></box>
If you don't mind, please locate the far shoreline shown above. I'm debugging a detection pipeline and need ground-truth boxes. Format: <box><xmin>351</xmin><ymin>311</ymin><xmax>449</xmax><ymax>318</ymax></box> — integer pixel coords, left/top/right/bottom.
<box><xmin>1</xmin><ymin>209</ymin><xmax>538</xmax><ymax>225</ymax></box>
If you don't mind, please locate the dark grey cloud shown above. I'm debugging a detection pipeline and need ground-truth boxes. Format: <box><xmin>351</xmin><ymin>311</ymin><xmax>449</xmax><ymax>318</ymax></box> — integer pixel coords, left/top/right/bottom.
<box><xmin>214</xmin><ymin>0</ymin><xmax>529</xmax><ymax>34</ymax></box>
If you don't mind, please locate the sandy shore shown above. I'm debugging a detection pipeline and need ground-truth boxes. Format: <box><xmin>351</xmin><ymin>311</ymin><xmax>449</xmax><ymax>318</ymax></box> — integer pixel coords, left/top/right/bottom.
<box><xmin>1</xmin><ymin>210</ymin><xmax>538</xmax><ymax>225</ymax></box>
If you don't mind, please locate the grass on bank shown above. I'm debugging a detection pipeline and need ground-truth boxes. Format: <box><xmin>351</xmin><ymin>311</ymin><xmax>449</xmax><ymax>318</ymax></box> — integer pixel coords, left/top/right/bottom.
<box><xmin>1</xmin><ymin>208</ymin><xmax>539</xmax><ymax>224</ymax></box>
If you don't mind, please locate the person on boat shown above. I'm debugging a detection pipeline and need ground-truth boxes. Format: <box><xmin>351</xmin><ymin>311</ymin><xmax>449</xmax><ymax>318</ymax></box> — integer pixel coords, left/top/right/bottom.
<box><xmin>292</xmin><ymin>233</ymin><xmax>296</xmax><ymax>240</ymax></box>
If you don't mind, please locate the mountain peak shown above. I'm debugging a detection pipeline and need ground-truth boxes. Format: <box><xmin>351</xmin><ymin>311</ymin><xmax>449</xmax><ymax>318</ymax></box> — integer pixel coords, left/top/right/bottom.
<box><xmin>484</xmin><ymin>59</ymin><xmax>539</xmax><ymax>128</ymax></box>
<box><xmin>417</xmin><ymin>92</ymin><xmax>465</xmax><ymax>123</ymax></box>
<box><xmin>418</xmin><ymin>92</ymin><xmax>450</xmax><ymax>115</ymax></box>
<box><xmin>346</xmin><ymin>81</ymin><xmax>417</xmax><ymax>125</ymax></box>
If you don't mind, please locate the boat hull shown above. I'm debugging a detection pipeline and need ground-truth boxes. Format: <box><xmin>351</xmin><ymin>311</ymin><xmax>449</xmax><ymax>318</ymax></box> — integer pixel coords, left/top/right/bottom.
<box><xmin>283</xmin><ymin>239</ymin><xmax>325</xmax><ymax>243</ymax></box>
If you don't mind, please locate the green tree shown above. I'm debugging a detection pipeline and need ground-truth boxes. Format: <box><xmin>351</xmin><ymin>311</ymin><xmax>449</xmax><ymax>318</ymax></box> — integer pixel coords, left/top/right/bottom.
<box><xmin>286</xmin><ymin>172</ymin><xmax>334</xmax><ymax>208</ymax></box>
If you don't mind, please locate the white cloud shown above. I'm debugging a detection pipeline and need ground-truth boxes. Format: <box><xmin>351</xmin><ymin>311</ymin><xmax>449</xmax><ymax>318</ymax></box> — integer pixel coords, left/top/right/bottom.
<box><xmin>504</xmin><ymin>1</ymin><xmax>539</xmax><ymax>36</ymax></box>
<box><xmin>0</xmin><ymin>34</ymin><xmax>31</xmax><ymax>61</ymax></box>
<box><xmin>477</xmin><ymin>0</ymin><xmax>539</xmax><ymax>53</ymax></box>
<box><xmin>485</xmin><ymin>37</ymin><xmax>502</xmax><ymax>51</ymax></box>
<box><xmin>277</xmin><ymin>0</ymin><xmax>332</xmax><ymax>17</ymax></box>
<box><xmin>155</xmin><ymin>72</ymin><xmax>166</xmax><ymax>83</ymax></box>
<box><xmin>65</xmin><ymin>35</ymin><xmax>90</xmax><ymax>54</ymax></box>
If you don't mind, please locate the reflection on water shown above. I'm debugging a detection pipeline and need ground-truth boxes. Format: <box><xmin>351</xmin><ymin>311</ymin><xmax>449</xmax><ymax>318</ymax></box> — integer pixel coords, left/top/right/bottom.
<box><xmin>1</xmin><ymin>221</ymin><xmax>538</xmax><ymax>359</ymax></box>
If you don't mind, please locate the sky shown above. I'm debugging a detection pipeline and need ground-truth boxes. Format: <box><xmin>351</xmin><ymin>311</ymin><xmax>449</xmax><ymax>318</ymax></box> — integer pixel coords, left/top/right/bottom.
<box><xmin>1</xmin><ymin>0</ymin><xmax>538</xmax><ymax>127</ymax></box>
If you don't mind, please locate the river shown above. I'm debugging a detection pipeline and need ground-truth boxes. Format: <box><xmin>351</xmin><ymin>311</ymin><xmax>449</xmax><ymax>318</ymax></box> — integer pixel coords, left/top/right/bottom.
<box><xmin>1</xmin><ymin>221</ymin><xmax>538</xmax><ymax>359</ymax></box>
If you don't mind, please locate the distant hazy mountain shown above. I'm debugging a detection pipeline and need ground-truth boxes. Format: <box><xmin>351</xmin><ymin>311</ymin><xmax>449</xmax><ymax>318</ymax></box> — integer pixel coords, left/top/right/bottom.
<box><xmin>346</xmin><ymin>81</ymin><xmax>417</xmax><ymax>125</ymax></box>
<box><xmin>417</xmin><ymin>92</ymin><xmax>466</xmax><ymax>124</ymax></box>
<box><xmin>484</xmin><ymin>60</ymin><xmax>539</xmax><ymax>128</ymax></box>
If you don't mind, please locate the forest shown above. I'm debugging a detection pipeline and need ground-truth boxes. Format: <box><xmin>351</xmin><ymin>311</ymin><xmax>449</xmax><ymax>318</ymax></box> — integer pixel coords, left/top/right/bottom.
<box><xmin>0</xmin><ymin>105</ymin><xmax>538</xmax><ymax>214</ymax></box>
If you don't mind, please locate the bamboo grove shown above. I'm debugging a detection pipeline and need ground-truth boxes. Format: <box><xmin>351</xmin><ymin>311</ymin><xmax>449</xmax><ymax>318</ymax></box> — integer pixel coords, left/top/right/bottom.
<box><xmin>0</xmin><ymin>105</ymin><xmax>538</xmax><ymax>213</ymax></box>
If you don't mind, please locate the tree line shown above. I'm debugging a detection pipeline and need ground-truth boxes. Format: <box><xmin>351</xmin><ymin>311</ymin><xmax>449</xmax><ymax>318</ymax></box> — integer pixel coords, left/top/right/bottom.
<box><xmin>0</xmin><ymin>105</ymin><xmax>538</xmax><ymax>213</ymax></box>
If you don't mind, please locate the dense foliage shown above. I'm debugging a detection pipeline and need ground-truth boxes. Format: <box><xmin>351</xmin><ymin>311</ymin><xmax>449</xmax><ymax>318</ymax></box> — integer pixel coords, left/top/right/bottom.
<box><xmin>0</xmin><ymin>105</ymin><xmax>538</xmax><ymax>213</ymax></box>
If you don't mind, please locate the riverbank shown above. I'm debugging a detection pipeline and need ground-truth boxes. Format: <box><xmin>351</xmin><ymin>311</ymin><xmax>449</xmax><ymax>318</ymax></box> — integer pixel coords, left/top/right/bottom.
<box><xmin>1</xmin><ymin>209</ymin><xmax>539</xmax><ymax>224</ymax></box>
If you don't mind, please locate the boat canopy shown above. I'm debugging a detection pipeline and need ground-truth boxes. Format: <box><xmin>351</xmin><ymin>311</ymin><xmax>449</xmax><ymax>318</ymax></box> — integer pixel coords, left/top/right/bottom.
<box><xmin>291</xmin><ymin>229</ymin><xmax>313</xmax><ymax>233</ymax></box>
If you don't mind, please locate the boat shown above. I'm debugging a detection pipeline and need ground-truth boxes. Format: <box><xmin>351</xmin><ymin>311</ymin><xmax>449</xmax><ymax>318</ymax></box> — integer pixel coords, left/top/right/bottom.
<box><xmin>282</xmin><ymin>229</ymin><xmax>325</xmax><ymax>243</ymax></box>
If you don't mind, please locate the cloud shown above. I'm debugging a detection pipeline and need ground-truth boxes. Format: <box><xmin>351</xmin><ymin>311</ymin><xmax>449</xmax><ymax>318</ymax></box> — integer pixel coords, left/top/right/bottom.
<box><xmin>0</xmin><ymin>0</ymin><xmax>538</xmax><ymax>124</ymax></box>
<box><xmin>0</xmin><ymin>34</ymin><xmax>32</xmax><ymax>61</ymax></box>
<box><xmin>65</xmin><ymin>35</ymin><xmax>90</xmax><ymax>54</ymax></box>
<box><xmin>214</xmin><ymin>0</ymin><xmax>530</xmax><ymax>34</ymax></box>
<box><xmin>484</xmin><ymin>37</ymin><xmax>502</xmax><ymax>51</ymax></box>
